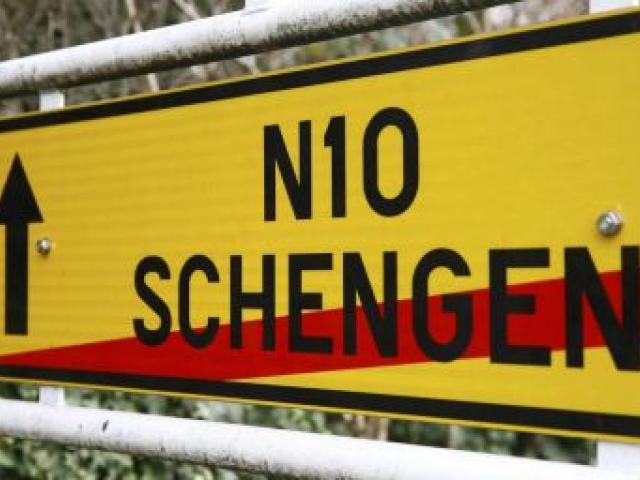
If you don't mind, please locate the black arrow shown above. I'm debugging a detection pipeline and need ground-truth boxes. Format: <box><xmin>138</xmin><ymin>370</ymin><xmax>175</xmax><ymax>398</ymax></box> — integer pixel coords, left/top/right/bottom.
<box><xmin>0</xmin><ymin>154</ymin><xmax>43</xmax><ymax>335</ymax></box>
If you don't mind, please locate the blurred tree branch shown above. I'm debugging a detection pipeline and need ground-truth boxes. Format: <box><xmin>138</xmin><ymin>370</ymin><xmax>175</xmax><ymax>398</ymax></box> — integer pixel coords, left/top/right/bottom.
<box><xmin>124</xmin><ymin>0</ymin><xmax>160</xmax><ymax>92</ymax></box>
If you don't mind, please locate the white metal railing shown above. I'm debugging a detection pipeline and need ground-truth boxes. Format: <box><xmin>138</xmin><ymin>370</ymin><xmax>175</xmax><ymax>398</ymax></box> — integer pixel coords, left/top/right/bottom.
<box><xmin>0</xmin><ymin>398</ymin><xmax>634</xmax><ymax>480</ymax></box>
<box><xmin>0</xmin><ymin>0</ymin><xmax>519</xmax><ymax>96</ymax></box>
<box><xmin>0</xmin><ymin>0</ymin><xmax>638</xmax><ymax>478</ymax></box>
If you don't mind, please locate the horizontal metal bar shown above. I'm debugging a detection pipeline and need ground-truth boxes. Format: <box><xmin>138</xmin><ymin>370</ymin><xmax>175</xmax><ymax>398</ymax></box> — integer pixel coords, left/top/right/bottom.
<box><xmin>0</xmin><ymin>398</ymin><xmax>633</xmax><ymax>480</ymax></box>
<box><xmin>0</xmin><ymin>0</ymin><xmax>519</xmax><ymax>97</ymax></box>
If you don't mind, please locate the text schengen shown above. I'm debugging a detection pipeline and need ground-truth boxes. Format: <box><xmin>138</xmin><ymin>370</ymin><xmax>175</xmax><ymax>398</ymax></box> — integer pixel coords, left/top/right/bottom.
<box><xmin>132</xmin><ymin>107</ymin><xmax>640</xmax><ymax>371</ymax></box>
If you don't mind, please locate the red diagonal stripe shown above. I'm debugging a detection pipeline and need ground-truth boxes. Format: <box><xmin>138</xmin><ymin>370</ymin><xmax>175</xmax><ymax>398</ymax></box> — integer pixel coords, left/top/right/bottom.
<box><xmin>0</xmin><ymin>272</ymin><xmax>622</xmax><ymax>380</ymax></box>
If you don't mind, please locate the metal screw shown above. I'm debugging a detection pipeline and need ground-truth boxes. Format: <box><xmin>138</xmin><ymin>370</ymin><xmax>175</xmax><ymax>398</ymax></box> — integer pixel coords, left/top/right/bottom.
<box><xmin>596</xmin><ymin>210</ymin><xmax>623</xmax><ymax>237</ymax></box>
<box><xmin>35</xmin><ymin>237</ymin><xmax>53</xmax><ymax>256</ymax></box>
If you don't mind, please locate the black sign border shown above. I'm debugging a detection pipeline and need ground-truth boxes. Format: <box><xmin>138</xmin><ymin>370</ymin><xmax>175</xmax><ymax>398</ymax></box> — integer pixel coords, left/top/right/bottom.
<box><xmin>1</xmin><ymin>9</ymin><xmax>640</xmax><ymax>440</ymax></box>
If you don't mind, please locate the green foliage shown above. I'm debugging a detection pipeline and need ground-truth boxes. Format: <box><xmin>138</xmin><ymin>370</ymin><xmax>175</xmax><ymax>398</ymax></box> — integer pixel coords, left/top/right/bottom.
<box><xmin>388</xmin><ymin>420</ymin><xmax>593</xmax><ymax>464</ymax></box>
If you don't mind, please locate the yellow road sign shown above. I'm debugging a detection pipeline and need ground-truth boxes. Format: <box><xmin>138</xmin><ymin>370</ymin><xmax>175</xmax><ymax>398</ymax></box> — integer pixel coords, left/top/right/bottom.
<box><xmin>1</xmin><ymin>8</ymin><xmax>640</xmax><ymax>442</ymax></box>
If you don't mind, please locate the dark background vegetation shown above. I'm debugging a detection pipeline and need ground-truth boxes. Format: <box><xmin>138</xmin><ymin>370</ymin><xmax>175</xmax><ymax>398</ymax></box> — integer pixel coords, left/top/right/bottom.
<box><xmin>0</xmin><ymin>1</ymin><xmax>590</xmax><ymax>478</ymax></box>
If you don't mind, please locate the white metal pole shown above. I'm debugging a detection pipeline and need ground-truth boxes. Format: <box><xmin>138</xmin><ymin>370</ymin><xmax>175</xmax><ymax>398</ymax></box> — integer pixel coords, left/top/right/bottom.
<box><xmin>0</xmin><ymin>397</ymin><xmax>633</xmax><ymax>480</ymax></box>
<box><xmin>0</xmin><ymin>0</ymin><xmax>520</xmax><ymax>97</ymax></box>
<box><xmin>589</xmin><ymin>0</ymin><xmax>640</xmax><ymax>475</ymax></box>
<box><xmin>36</xmin><ymin>89</ymin><xmax>66</xmax><ymax>408</ymax></box>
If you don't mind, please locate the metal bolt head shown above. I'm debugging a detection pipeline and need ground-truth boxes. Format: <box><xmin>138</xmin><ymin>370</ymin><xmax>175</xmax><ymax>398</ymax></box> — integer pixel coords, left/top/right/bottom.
<box><xmin>596</xmin><ymin>210</ymin><xmax>623</xmax><ymax>237</ymax></box>
<box><xmin>35</xmin><ymin>237</ymin><xmax>53</xmax><ymax>256</ymax></box>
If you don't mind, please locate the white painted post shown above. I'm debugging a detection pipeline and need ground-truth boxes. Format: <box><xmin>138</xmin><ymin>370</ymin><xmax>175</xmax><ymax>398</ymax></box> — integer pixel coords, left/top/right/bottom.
<box><xmin>38</xmin><ymin>385</ymin><xmax>65</xmax><ymax>407</ymax></box>
<box><xmin>39</xmin><ymin>89</ymin><xmax>65</xmax><ymax>111</ymax></box>
<box><xmin>598</xmin><ymin>443</ymin><xmax>640</xmax><ymax>476</ymax></box>
<box><xmin>589</xmin><ymin>0</ymin><xmax>640</xmax><ymax>474</ymax></box>
<box><xmin>37</xmin><ymin>89</ymin><xmax>66</xmax><ymax>408</ymax></box>
<box><xmin>590</xmin><ymin>0</ymin><xmax>639</xmax><ymax>12</ymax></box>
